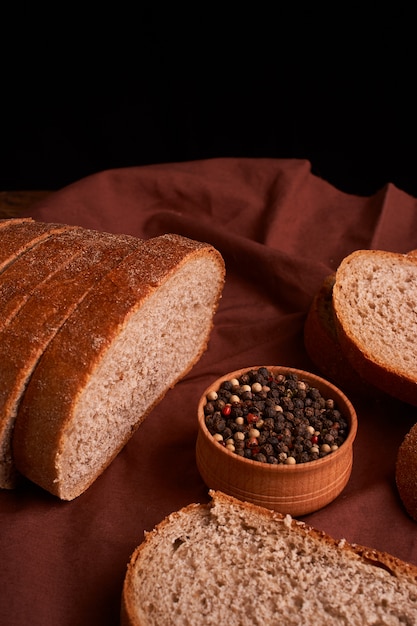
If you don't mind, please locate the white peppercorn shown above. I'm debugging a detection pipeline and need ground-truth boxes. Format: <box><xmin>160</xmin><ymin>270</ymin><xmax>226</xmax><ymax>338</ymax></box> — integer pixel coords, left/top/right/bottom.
<box><xmin>285</xmin><ymin>456</ymin><xmax>297</xmax><ymax>465</ymax></box>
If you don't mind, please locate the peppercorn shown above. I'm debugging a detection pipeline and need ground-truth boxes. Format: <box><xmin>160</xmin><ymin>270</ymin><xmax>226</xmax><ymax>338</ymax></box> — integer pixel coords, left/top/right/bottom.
<box><xmin>204</xmin><ymin>368</ymin><xmax>349</xmax><ymax>466</ymax></box>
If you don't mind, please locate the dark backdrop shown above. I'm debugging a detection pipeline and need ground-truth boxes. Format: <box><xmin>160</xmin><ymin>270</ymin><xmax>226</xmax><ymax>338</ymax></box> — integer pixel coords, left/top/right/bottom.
<box><xmin>1</xmin><ymin>9</ymin><xmax>416</xmax><ymax>198</ymax></box>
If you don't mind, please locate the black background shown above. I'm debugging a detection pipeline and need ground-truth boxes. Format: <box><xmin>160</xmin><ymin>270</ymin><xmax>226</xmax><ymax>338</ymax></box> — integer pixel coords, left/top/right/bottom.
<box><xmin>1</xmin><ymin>8</ymin><xmax>416</xmax><ymax>198</ymax></box>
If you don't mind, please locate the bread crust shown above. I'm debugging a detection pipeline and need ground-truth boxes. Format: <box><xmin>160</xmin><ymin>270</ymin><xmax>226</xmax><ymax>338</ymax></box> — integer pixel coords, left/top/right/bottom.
<box><xmin>0</xmin><ymin>217</ymin><xmax>33</xmax><ymax>229</ymax></box>
<box><xmin>13</xmin><ymin>234</ymin><xmax>225</xmax><ymax>499</ymax></box>
<box><xmin>396</xmin><ymin>422</ymin><xmax>417</xmax><ymax>521</ymax></box>
<box><xmin>0</xmin><ymin>219</ymin><xmax>76</xmax><ymax>272</ymax></box>
<box><xmin>121</xmin><ymin>490</ymin><xmax>417</xmax><ymax>626</ymax></box>
<box><xmin>0</xmin><ymin>228</ymin><xmax>95</xmax><ymax>329</ymax></box>
<box><xmin>304</xmin><ymin>274</ymin><xmax>373</xmax><ymax>396</ymax></box>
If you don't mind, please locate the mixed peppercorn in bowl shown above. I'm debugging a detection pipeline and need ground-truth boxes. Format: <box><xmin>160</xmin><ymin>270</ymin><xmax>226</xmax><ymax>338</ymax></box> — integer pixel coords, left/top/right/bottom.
<box><xmin>196</xmin><ymin>366</ymin><xmax>358</xmax><ymax>516</ymax></box>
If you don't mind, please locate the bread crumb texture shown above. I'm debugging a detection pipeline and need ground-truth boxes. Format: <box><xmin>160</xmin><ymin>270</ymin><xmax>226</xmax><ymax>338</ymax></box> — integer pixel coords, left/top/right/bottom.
<box><xmin>334</xmin><ymin>251</ymin><xmax>417</xmax><ymax>378</ymax></box>
<box><xmin>58</xmin><ymin>255</ymin><xmax>222</xmax><ymax>496</ymax></box>
<box><xmin>122</xmin><ymin>494</ymin><xmax>417</xmax><ymax>626</ymax></box>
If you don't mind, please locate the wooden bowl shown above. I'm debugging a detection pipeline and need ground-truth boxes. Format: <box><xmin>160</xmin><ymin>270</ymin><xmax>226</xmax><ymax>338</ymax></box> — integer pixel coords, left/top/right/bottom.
<box><xmin>196</xmin><ymin>366</ymin><xmax>358</xmax><ymax>517</ymax></box>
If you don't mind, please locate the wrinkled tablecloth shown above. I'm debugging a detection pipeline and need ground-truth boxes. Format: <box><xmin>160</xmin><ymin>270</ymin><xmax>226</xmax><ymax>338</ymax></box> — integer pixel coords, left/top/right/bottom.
<box><xmin>2</xmin><ymin>158</ymin><xmax>417</xmax><ymax>626</ymax></box>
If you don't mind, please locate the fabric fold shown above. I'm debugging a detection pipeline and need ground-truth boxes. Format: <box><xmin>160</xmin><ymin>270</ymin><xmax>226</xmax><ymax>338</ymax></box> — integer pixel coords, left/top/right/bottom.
<box><xmin>2</xmin><ymin>157</ymin><xmax>417</xmax><ymax>626</ymax></box>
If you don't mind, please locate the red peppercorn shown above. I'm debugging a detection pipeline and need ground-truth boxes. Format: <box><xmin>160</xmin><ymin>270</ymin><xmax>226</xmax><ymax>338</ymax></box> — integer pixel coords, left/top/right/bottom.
<box><xmin>247</xmin><ymin>413</ymin><xmax>258</xmax><ymax>424</ymax></box>
<box><xmin>222</xmin><ymin>404</ymin><xmax>232</xmax><ymax>416</ymax></box>
<box><xmin>311</xmin><ymin>435</ymin><xmax>319</xmax><ymax>445</ymax></box>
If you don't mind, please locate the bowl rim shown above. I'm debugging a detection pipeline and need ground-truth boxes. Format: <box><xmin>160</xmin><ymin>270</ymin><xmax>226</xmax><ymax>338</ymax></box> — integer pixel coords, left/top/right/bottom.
<box><xmin>197</xmin><ymin>365</ymin><xmax>358</xmax><ymax>473</ymax></box>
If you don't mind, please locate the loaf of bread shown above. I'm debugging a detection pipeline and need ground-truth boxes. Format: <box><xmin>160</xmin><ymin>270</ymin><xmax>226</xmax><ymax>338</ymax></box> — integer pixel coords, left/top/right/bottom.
<box><xmin>332</xmin><ymin>249</ymin><xmax>417</xmax><ymax>406</ymax></box>
<box><xmin>9</xmin><ymin>226</ymin><xmax>224</xmax><ymax>499</ymax></box>
<box><xmin>396</xmin><ymin>423</ymin><xmax>417</xmax><ymax>521</ymax></box>
<box><xmin>121</xmin><ymin>490</ymin><xmax>417</xmax><ymax>625</ymax></box>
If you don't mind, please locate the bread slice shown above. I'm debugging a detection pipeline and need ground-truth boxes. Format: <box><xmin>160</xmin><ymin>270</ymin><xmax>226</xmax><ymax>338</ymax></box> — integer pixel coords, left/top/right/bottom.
<box><xmin>0</xmin><ymin>227</ymin><xmax>144</xmax><ymax>489</ymax></box>
<box><xmin>121</xmin><ymin>490</ymin><xmax>417</xmax><ymax>626</ymax></box>
<box><xmin>13</xmin><ymin>234</ymin><xmax>225</xmax><ymax>500</ymax></box>
<box><xmin>332</xmin><ymin>249</ymin><xmax>417</xmax><ymax>406</ymax></box>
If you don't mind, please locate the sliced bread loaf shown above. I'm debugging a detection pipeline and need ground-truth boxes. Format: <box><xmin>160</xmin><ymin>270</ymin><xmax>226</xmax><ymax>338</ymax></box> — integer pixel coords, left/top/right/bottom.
<box><xmin>0</xmin><ymin>227</ymin><xmax>145</xmax><ymax>489</ymax></box>
<box><xmin>332</xmin><ymin>249</ymin><xmax>417</xmax><ymax>406</ymax></box>
<box><xmin>12</xmin><ymin>233</ymin><xmax>225</xmax><ymax>499</ymax></box>
<box><xmin>121</xmin><ymin>490</ymin><xmax>417</xmax><ymax>626</ymax></box>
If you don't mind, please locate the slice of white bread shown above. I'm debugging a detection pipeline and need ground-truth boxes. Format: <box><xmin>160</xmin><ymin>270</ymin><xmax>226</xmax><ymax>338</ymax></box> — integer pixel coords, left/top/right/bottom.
<box><xmin>0</xmin><ymin>227</ymin><xmax>145</xmax><ymax>489</ymax></box>
<box><xmin>332</xmin><ymin>249</ymin><xmax>417</xmax><ymax>406</ymax></box>
<box><xmin>12</xmin><ymin>233</ymin><xmax>225</xmax><ymax>500</ymax></box>
<box><xmin>121</xmin><ymin>490</ymin><xmax>417</xmax><ymax>626</ymax></box>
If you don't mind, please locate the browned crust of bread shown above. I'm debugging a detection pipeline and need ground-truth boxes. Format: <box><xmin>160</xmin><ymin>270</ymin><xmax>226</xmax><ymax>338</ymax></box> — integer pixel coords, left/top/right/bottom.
<box><xmin>0</xmin><ymin>228</ymin><xmax>98</xmax><ymax>329</ymax></box>
<box><xmin>335</xmin><ymin>325</ymin><xmax>417</xmax><ymax>405</ymax></box>
<box><xmin>121</xmin><ymin>490</ymin><xmax>417</xmax><ymax>626</ymax></box>
<box><xmin>332</xmin><ymin>249</ymin><xmax>417</xmax><ymax>406</ymax></box>
<box><xmin>13</xmin><ymin>234</ymin><xmax>225</xmax><ymax>498</ymax></box>
<box><xmin>0</xmin><ymin>220</ymin><xmax>76</xmax><ymax>272</ymax></box>
<box><xmin>0</xmin><ymin>228</ymin><xmax>144</xmax><ymax>489</ymax></box>
<box><xmin>396</xmin><ymin>422</ymin><xmax>417</xmax><ymax>521</ymax></box>
<box><xmin>303</xmin><ymin>274</ymin><xmax>372</xmax><ymax>396</ymax></box>
<box><xmin>0</xmin><ymin>218</ymin><xmax>33</xmax><ymax>228</ymax></box>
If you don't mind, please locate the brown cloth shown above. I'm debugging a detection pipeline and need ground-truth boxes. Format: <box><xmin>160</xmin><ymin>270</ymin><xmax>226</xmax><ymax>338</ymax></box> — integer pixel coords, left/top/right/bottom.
<box><xmin>1</xmin><ymin>158</ymin><xmax>417</xmax><ymax>626</ymax></box>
